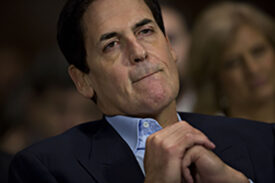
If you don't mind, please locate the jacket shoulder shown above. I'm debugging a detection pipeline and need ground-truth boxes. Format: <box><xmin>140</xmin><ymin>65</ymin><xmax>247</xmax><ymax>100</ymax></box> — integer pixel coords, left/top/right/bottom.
<box><xmin>14</xmin><ymin>119</ymin><xmax>106</xmax><ymax>160</ymax></box>
<box><xmin>178</xmin><ymin>112</ymin><xmax>273</xmax><ymax>136</ymax></box>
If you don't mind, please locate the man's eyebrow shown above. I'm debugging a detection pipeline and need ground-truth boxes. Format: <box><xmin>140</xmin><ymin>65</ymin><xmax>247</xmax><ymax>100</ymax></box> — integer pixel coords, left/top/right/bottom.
<box><xmin>133</xmin><ymin>18</ymin><xmax>153</xmax><ymax>30</ymax></box>
<box><xmin>99</xmin><ymin>32</ymin><xmax>118</xmax><ymax>42</ymax></box>
<box><xmin>99</xmin><ymin>19</ymin><xmax>152</xmax><ymax>42</ymax></box>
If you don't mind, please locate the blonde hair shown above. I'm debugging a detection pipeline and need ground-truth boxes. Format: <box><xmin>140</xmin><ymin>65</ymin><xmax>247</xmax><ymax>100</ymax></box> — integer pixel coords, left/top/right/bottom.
<box><xmin>188</xmin><ymin>1</ymin><xmax>275</xmax><ymax>115</ymax></box>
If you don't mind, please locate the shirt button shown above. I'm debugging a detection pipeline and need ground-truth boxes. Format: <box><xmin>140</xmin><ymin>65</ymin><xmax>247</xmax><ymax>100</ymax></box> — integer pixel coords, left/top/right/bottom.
<box><xmin>143</xmin><ymin>121</ymin><xmax>149</xmax><ymax>128</ymax></box>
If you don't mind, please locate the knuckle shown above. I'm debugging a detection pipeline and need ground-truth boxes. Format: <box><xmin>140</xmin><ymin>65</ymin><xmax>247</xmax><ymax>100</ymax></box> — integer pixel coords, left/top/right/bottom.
<box><xmin>184</xmin><ymin>132</ymin><xmax>194</xmax><ymax>141</ymax></box>
<box><xmin>178</xmin><ymin>121</ymin><xmax>189</xmax><ymax>128</ymax></box>
<box><xmin>146</xmin><ymin>134</ymin><xmax>161</xmax><ymax>146</ymax></box>
<box><xmin>163</xmin><ymin>143</ymin><xmax>178</xmax><ymax>156</ymax></box>
<box><xmin>150</xmin><ymin>137</ymin><xmax>179</xmax><ymax>156</ymax></box>
<box><xmin>191</xmin><ymin>145</ymin><xmax>205</xmax><ymax>154</ymax></box>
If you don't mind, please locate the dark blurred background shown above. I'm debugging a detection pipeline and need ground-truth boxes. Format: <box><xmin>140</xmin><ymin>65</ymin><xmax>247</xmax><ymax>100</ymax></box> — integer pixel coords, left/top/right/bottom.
<box><xmin>0</xmin><ymin>0</ymin><xmax>274</xmax><ymax>58</ymax></box>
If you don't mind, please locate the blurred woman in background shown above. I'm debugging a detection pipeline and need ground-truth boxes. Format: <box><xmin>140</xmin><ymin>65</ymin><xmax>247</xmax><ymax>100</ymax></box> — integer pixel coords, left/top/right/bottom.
<box><xmin>188</xmin><ymin>2</ymin><xmax>275</xmax><ymax>123</ymax></box>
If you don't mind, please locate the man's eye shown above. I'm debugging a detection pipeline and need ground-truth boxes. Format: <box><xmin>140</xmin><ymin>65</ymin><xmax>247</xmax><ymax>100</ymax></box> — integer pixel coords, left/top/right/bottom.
<box><xmin>103</xmin><ymin>41</ymin><xmax>118</xmax><ymax>52</ymax></box>
<box><xmin>139</xmin><ymin>28</ymin><xmax>154</xmax><ymax>36</ymax></box>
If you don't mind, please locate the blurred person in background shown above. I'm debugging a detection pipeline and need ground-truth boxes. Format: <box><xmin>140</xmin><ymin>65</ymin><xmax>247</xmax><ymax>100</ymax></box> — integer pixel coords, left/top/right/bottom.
<box><xmin>1</xmin><ymin>48</ymin><xmax>102</xmax><ymax>156</ymax></box>
<box><xmin>0</xmin><ymin>48</ymin><xmax>102</xmax><ymax>182</ymax></box>
<box><xmin>23</xmin><ymin>48</ymin><xmax>102</xmax><ymax>139</ymax></box>
<box><xmin>160</xmin><ymin>1</ymin><xmax>195</xmax><ymax>112</ymax></box>
<box><xmin>0</xmin><ymin>45</ymin><xmax>29</xmax><ymax>107</ymax></box>
<box><xmin>188</xmin><ymin>1</ymin><xmax>275</xmax><ymax>123</ymax></box>
<box><xmin>0</xmin><ymin>45</ymin><xmax>30</xmax><ymax>183</ymax></box>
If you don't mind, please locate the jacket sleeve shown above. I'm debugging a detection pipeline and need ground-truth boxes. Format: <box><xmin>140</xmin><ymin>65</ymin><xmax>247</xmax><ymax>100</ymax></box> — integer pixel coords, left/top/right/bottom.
<box><xmin>9</xmin><ymin>151</ymin><xmax>58</xmax><ymax>183</ymax></box>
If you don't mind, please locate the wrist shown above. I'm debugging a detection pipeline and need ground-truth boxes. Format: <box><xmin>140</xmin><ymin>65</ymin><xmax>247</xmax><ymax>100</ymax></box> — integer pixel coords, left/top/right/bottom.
<box><xmin>222</xmin><ymin>165</ymin><xmax>249</xmax><ymax>183</ymax></box>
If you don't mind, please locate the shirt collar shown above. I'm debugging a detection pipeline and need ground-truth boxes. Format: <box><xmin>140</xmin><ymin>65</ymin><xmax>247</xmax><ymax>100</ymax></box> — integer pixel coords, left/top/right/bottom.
<box><xmin>105</xmin><ymin>114</ymin><xmax>182</xmax><ymax>154</ymax></box>
<box><xmin>105</xmin><ymin>115</ymin><xmax>140</xmax><ymax>153</ymax></box>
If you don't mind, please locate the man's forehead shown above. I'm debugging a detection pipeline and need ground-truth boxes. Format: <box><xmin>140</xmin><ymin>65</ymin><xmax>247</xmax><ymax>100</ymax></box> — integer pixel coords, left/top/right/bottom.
<box><xmin>83</xmin><ymin>0</ymin><xmax>155</xmax><ymax>38</ymax></box>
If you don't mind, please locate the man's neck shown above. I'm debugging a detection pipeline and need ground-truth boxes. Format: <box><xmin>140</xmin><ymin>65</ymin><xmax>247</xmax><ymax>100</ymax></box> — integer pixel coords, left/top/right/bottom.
<box><xmin>105</xmin><ymin>100</ymin><xmax>179</xmax><ymax>127</ymax></box>
<box><xmin>153</xmin><ymin>100</ymin><xmax>178</xmax><ymax>128</ymax></box>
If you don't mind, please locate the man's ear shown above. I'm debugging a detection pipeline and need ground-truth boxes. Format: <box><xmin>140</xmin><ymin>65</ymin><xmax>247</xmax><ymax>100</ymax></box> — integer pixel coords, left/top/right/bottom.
<box><xmin>68</xmin><ymin>65</ymin><xmax>95</xmax><ymax>99</ymax></box>
<box><xmin>166</xmin><ymin>35</ymin><xmax>177</xmax><ymax>63</ymax></box>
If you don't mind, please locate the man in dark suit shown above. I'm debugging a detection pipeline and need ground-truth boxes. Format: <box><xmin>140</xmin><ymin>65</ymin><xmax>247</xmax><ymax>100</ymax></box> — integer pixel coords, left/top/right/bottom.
<box><xmin>9</xmin><ymin>0</ymin><xmax>274</xmax><ymax>182</ymax></box>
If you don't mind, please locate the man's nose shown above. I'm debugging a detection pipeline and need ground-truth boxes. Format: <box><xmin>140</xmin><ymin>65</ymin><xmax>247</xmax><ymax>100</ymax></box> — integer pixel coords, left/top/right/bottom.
<box><xmin>127</xmin><ymin>38</ymin><xmax>148</xmax><ymax>64</ymax></box>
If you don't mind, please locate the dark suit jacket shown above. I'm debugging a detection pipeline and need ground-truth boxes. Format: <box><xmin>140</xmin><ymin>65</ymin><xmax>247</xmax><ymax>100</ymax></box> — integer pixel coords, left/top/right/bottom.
<box><xmin>9</xmin><ymin>113</ymin><xmax>275</xmax><ymax>183</ymax></box>
<box><xmin>0</xmin><ymin>150</ymin><xmax>13</xmax><ymax>183</ymax></box>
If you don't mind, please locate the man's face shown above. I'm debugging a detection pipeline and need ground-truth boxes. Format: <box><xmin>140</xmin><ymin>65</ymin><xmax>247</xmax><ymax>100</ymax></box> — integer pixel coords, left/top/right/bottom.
<box><xmin>77</xmin><ymin>0</ymin><xmax>179</xmax><ymax>117</ymax></box>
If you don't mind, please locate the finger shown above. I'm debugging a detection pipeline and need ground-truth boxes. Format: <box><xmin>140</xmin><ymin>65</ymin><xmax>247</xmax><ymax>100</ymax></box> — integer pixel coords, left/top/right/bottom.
<box><xmin>171</xmin><ymin>123</ymin><xmax>215</xmax><ymax>152</ymax></box>
<box><xmin>164</xmin><ymin>121</ymin><xmax>215</xmax><ymax>150</ymax></box>
<box><xmin>178</xmin><ymin>129</ymin><xmax>215</xmax><ymax>150</ymax></box>
<box><xmin>146</xmin><ymin>122</ymin><xmax>184</xmax><ymax>145</ymax></box>
<box><xmin>181</xmin><ymin>146</ymin><xmax>202</xmax><ymax>183</ymax></box>
<box><xmin>179</xmin><ymin>121</ymin><xmax>215</xmax><ymax>149</ymax></box>
<box><xmin>146</xmin><ymin>122</ymin><xmax>196</xmax><ymax>148</ymax></box>
<box><xmin>147</xmin><ymin>122</ymin><xmax>215</xmax><ymax>159</ymax></box>
<box><xmin>182</xmin><ymin>166</ymin><xmax>194</xmax><ymax>183</ymax></box>
<box><xmin>149</xmin><ymin>121</ymin><xmax>190</xmax><ymax>139</ymax></box>
<box><xmin>148</xmin><ymin>121</ymin><xmax>214</xmax><ymax>149</ymax></box>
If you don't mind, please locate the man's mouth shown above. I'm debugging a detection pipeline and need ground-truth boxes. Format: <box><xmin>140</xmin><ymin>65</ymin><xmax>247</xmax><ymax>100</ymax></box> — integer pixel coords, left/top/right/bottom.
<box><xmin>132</xmin><ymin>70</ymin><xmax>161</xmax><ymax>84</ymax></box>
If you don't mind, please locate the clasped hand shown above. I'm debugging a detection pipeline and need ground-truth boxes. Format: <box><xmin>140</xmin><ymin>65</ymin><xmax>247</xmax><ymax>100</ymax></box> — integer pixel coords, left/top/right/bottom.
<box><xmin>144</xmin><ymin>121</ymin><xmax>249</xmax><ymax>183</ymax></box>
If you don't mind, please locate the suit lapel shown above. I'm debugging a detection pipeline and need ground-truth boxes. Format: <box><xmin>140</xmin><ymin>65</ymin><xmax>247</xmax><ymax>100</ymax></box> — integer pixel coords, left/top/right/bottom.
<box><xmin>74</xmin><ymin>119</ymin><xmax>144</xmax><ymax>183</ymax></box>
